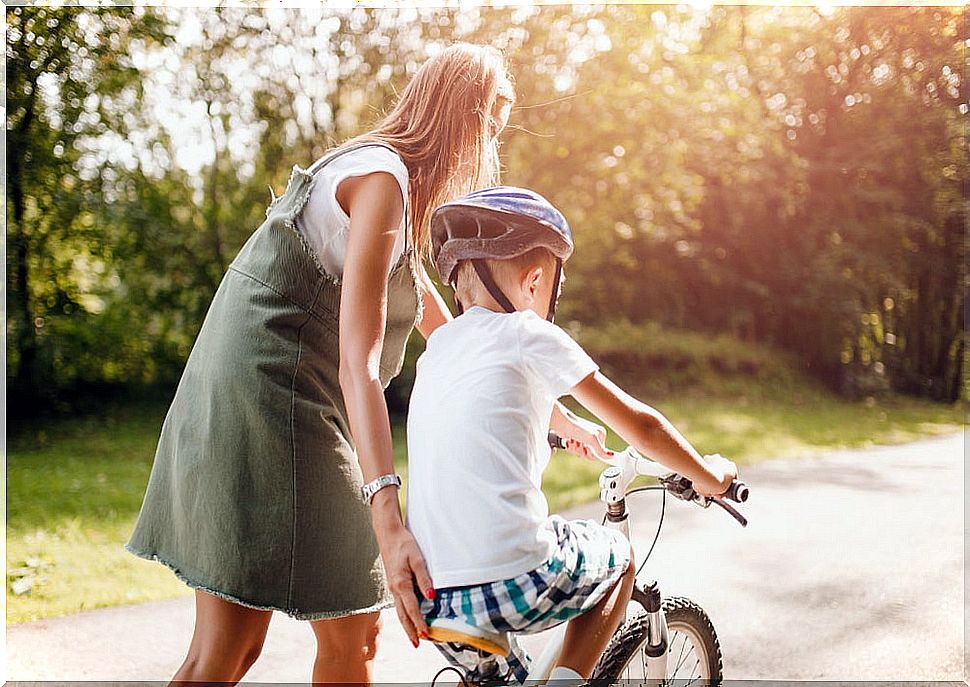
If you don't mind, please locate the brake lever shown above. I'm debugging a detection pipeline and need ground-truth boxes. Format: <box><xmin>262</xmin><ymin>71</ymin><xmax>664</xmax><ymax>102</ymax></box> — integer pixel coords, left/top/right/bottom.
<box><xmin>663</xmin><ymin>474</ymin><xmax>747</xmax><ymax>525</ymax></box>
<box><xmin>660</xmin><ymin>475</ymin><xmax>708</xmax><ymax>506</ymax></box>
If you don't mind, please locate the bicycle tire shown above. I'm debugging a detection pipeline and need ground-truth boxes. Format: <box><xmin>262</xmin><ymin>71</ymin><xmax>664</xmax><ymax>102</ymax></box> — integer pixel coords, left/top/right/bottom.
<box><xmin>591</xmin><ymin>596</ymin><xmax>723</xmax><ymax>685</ymax></box>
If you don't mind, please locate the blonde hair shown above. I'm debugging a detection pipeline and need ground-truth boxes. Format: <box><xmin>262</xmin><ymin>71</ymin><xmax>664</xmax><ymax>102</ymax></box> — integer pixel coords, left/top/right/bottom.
<box><xmin>340</xmin><ymin>43</ymin><xmax>515</xmax><ymax>261</ymax></box>
<box><xmin>454</xmin><ymin>248</ymin><xmax>557</xmax><ymax>309</ymax></box>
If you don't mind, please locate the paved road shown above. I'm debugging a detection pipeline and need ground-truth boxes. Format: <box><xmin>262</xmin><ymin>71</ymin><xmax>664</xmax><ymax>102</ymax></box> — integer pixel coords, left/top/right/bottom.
<box><xmin>7</xmin><ymin>433</ymin><xmax>964</xmax><ymax>683</ymax></box>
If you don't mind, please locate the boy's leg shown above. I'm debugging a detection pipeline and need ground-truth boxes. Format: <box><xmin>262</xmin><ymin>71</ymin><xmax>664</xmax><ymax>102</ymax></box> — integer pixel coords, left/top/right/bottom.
<box><xmin>509</xmin><ymin>517</ymin><xmax>633</xmax><ymax>678</ymax></box>
<box><xmin>418</xmin><ymin>517</ymin><xmax>632</xmax><ymax>683</ymax></box>
<box><xmin>557</xmin><ymin>557</ymin><xmax>636</xmax><ymax>677</ymax></box>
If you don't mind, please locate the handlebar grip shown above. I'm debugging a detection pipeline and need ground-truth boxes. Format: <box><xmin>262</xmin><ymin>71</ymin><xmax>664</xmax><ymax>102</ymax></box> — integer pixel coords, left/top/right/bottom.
<box><xmin>712</xmin><ymin>497</ymin><xmax>748</xmax><ymax>527</ymax></box>
<box><xmin>724</xmin><ymin>480</ymin><xmax>749</xmax><ymax>503</ymax></box>
<box><xmin>547</xmin><ymin>431</ymin><xmax>567</xmax><ymax>450</ymax></box>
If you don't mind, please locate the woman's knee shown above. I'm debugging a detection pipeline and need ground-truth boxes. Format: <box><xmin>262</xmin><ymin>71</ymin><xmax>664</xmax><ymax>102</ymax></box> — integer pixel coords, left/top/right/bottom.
<box><xmin>180</xmin><ymin>591</ymin><xmax>271</xmax><ymax>679</ymax></box>
<box><xmin>179</xmin><ymin>635</ymin><xmax>265</xmax><ymax>681</ymax></box>
<box><xmin>312</xmin><ymin>612</ymin><xmax>382</xmax><ymax>661</ymax></box>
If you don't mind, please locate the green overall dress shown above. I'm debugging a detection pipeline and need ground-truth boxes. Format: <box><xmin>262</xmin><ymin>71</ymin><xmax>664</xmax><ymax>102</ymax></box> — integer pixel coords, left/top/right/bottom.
<box><xmin>126</xmin><ymin>143</ymin><xmax>421</xmax><ymax>620</ymax></box>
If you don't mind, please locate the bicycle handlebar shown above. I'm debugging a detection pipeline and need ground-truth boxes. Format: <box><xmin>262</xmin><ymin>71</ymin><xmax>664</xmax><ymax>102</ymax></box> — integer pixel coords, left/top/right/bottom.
<box><xmin>548</xmin><ymin>431</ymin><xmax>749</xmax><ymax>524</ymax></box>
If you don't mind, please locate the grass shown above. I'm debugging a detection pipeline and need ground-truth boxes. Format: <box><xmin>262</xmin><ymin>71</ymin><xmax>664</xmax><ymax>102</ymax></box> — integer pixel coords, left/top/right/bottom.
<box><xmin>6</xmin><ymin>402</ymin><xmax>412</xmax><ymax>625</ymax></box>
<box><xmin>544</xmin><ymin>392</ymin><xmax>963</xmax><ymax>511</ymax></box>
<box><xmin>537</xmin><ymin>320</ymin><xmax>966</xmax><ymax>509</ymax></box>
<box><xmin>8</xmin><ymin>328</ymin><xmax>964</xmax><ymax>624</ymax></box>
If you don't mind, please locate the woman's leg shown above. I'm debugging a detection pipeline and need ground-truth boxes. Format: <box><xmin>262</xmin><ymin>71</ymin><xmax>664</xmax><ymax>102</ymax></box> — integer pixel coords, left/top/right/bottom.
<box><xmin>556</xmin><ymin>558</ymin><xmax>637</xmax><ymax>677</ymax></box>
<box><xmin>308</xmin><ymin>611</ymin><xmax>382</xmax><ymax>684</ymax></box>
<box><xmin>170</xmin><ymin>589</ymin><xmax>273</xmax><ymax>686</ymax></box>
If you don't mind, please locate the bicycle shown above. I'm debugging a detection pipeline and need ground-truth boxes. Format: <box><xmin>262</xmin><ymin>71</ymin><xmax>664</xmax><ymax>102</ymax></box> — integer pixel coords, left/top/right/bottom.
<box><xmin>425</xmin><ymin>431</ymin><xmax>749</xmax><ymax>686</ymax></box>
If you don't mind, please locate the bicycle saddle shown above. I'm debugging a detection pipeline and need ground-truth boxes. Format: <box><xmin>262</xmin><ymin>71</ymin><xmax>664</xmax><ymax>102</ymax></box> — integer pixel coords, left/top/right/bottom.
<box><xmin>426</xmin><ymin>618</ymin><xmax>511</xmax><ymax>657</ymax></box>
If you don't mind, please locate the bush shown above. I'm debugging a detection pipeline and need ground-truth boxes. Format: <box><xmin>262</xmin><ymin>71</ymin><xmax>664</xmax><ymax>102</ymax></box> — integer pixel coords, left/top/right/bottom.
<box><xmin>565</xmin><ymin>319</ymin><xmax>814</xmax><ymax>399</ymax></box>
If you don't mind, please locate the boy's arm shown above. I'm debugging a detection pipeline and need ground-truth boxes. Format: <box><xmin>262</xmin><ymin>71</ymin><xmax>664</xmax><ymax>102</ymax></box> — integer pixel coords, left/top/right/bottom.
<box><xmin>570</xmin><ymin>370</ymin><xmax>737</xmax><ymax>496</ymax></box>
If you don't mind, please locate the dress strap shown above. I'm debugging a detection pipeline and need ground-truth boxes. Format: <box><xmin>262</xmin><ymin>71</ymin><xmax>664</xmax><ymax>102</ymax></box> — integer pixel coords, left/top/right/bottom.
<box><xmin>305</xmin><ymin>141</ymin><xmax>402</xmax><ymax>177</ymax></box>
<box><xmin>403</xmin><ymin>199</ymin><xmax>411</xmax><ymax>255</ymax></box>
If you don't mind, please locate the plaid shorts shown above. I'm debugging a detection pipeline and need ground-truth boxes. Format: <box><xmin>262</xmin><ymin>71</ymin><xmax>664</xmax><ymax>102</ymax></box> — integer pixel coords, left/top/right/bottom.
<box><xmin>420</xmin><ymin>515</ymin><xmax>632</xmax><ymax>684</ymax></box>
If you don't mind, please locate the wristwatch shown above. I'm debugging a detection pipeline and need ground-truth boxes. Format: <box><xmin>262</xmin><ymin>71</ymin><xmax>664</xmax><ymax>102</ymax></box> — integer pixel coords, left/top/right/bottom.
<box><xmin>360</xmin><ymin>474</ymin><xmax>402</xmax><ymax>504</ymax></box>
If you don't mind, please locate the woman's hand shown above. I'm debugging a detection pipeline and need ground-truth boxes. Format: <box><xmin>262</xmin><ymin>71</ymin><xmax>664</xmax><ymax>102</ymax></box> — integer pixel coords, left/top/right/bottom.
<box><xmin>561</xmin><ymin>419</ymin><xmax>611</xmax><ymax>461</ymax></box>
<box><xmin>550</xmin><ymin>402</ymin><xmax>612</xmax><ymax>462</ymax></box>
<box><xmin>371</xmin><ymin>491</ymin><xmax>434</xmax><ymax>648</ymax></box>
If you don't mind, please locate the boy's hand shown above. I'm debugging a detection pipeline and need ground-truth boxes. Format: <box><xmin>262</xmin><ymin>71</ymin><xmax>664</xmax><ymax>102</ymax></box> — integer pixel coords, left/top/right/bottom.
<box><xmin>695</xmin><ymin>453</ymin><xmax>739</xmax><ymax>497</ymax></box>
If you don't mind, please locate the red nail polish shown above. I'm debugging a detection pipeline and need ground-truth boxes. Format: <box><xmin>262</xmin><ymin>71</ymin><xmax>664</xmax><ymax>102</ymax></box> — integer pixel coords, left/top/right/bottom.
<box><xmin>427</xmin><ymin>587</ymin><xmax>436</xmax><ymax>599</ymax></box>
<box><xmin>412</xmin><ymin>638</ymin><xmax>419</xmax><ymax>648</ymax></box>
<box><xmin>421</xmin><ymin>630</ymin><xmax>429</xmax><ymax>639</ymax></box>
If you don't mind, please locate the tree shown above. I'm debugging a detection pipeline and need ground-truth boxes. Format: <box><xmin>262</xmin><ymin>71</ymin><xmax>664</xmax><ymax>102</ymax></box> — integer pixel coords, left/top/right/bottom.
<box><xmin>6</xmin><ymin>6</ymin><xmax>171</xmax><ymax>410</ymax></box>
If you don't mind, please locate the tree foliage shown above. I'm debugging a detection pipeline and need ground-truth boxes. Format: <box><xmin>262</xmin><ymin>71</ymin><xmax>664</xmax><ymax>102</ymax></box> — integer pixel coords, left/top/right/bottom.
<box><xmin>6</xmin><ymin>6</ymin><xmax>966</xmax><ymax>419</ymax></box>
<box><xmin>496</xmin><ymin>5</ymin><xmax>966</xmax><ymax>400</ymax></box>
<box><xmin>7</xmin><ymin>6</ymin><xmax>171</xmax><ymax>411</ymax></box>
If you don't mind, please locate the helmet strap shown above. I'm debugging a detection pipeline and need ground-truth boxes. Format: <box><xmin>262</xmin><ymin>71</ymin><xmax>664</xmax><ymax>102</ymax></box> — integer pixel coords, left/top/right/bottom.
<box><xmin>447</xmin><ymin>265</ymin><xmax>465</xmax><ymax>317</ymax></box>
<box><xmin>471</xmin><ymin>260</ymin><xmax>517</xmax><ymax>314</ymax></box>
<box><xmin>547</xmin><ymin>259</ymin><xmax>563</xmax><ymax>322</ymax></box>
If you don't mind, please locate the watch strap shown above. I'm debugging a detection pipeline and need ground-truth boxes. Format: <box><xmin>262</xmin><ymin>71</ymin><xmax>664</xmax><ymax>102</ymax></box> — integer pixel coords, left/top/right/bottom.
<box><xmin>361</xmin><ymin>473</ymin><xmax>402</xmax><ymax>504</ymax></box>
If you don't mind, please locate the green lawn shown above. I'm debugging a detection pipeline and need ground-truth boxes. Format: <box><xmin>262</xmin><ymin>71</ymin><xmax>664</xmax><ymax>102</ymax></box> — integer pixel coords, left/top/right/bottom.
<box><xmin>544</xmin><ymin>391</ymin><xmax>964</xmax><ymax>510</ymax></box>
<box><xmin>7</xmin><ymin>392</ymin><xmax>962</xmax><ymax>624</ymax></box>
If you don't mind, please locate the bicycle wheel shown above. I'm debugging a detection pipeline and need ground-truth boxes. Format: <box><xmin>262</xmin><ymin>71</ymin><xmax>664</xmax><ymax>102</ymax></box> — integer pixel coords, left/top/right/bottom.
<box><xmin>592</xmin><ymin>596</ymin><xmax>723</xmax><ymax>686</ymax></box>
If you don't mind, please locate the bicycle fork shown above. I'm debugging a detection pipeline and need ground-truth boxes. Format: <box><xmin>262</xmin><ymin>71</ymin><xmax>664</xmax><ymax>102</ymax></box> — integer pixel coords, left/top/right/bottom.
<box><xmin>602</xmin><ymin>468</ymin><xmax>671</xmax><ymax>682</ymax></box>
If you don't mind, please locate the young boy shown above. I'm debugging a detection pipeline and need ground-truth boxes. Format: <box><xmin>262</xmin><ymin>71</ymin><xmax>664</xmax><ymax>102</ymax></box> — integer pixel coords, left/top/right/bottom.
<box><xmin>405</xmin><ymin>187</ymin><xmax>738</xmax><ymax>684</ymax></box>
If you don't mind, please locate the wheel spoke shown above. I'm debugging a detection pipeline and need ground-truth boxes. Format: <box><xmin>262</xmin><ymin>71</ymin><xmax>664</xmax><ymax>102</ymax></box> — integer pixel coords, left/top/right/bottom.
<box><xmin>614</xmin><ymin>602</ymin><xmax>720</xmax><ymax>687</ymax></box>
<box><xmin>673</xmin><ymin>644</ymin><xmax>697</xmax><ymax>675</ymax></box>
<box><xmin>687</xmin><ymin>657</ymin><xmax>701</xmax><ymax>681</ymax></box>
<box><xmin>673</xmin><ymin>633</ymin><xmax>688</xmax><ymax>672</ymax></box>
<box><xmin>672</xmin><ymin>633</ymin><xmax>690</xmax><ymax>675</ymax></box>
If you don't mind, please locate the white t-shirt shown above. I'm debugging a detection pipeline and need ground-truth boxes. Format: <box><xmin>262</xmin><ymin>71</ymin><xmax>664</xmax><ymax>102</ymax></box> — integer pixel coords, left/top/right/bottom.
<box><xmin>406</xmin><ymin>306</ymin><xmax>599</xmax><ymax>587</ymax></box>
<box><xmin>295</xmin><ymin>145</ymin><xmax>409</xmax><ymax>277</ymax></box>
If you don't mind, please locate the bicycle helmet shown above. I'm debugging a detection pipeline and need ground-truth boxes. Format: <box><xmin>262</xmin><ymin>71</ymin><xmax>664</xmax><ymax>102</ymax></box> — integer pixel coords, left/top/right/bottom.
<box><xmin>431</xmin><ymin>186</ymin><xmax>573</xmax><ymax>322</ymax></box>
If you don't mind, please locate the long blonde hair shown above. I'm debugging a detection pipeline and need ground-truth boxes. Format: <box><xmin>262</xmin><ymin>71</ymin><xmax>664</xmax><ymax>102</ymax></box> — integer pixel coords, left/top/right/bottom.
<box><xmin>342</xmin><ymin>43</ymin><xmax>514</xmax><ymax>261</ymax></box>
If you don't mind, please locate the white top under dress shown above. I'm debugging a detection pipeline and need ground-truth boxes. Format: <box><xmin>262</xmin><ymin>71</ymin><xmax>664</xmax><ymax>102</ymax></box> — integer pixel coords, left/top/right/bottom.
<box><xmin>406</xmin><ymin>306</ymin><xmax>599</xmax><ymax>587</ymax></box>
<box><xmin>295</xmin><ymin>145</ymin><xmax>409</xmax><ymax>276</ymax></box>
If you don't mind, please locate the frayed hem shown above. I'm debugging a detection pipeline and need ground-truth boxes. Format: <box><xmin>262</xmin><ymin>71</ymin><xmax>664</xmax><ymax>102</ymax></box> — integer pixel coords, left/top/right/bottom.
<box><xmin>409</xmin><ymin>255</ymin><xmax>426</xmax><ymax>327</ymax></box>
<box><xmin>124</xmin><ymin>543</ymin><xmax>394</xmax><ymax>621</ymax></box>
<box><xmin>275</xmin><ymin>164</ymin><xmax>343</xmax><ymax>288</ymax></box>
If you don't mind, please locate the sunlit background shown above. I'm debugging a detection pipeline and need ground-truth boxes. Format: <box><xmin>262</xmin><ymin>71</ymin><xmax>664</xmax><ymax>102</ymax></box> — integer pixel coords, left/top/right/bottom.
<box><xmin>6</xmin><ymin>4</ymin><xmax>967</xmax><ymax>624</ymax></box>
<box><xmin>8</xmin><ymin>4</ymin><xmax>966</xmax><ymax>411</ymax></box>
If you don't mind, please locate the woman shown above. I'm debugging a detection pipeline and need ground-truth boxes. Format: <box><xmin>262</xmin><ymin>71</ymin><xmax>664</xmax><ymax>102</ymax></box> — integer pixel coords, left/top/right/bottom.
<box><xmin>127</xmin><ymin>43</ymin><xmax>604</xmax><ymax>683</ymax></box>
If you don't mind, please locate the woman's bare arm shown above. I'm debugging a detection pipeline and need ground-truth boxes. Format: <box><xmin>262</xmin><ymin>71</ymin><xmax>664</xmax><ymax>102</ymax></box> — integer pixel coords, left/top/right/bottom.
<box><xmin>415</xmin><ymin>263</ymin><xmax>452</xmax><ymax>339</ymax></box>
<box><xmin>337</xmin><ymin>171</ymin><xmax>433</xmax><ymax>646</ymax></box>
